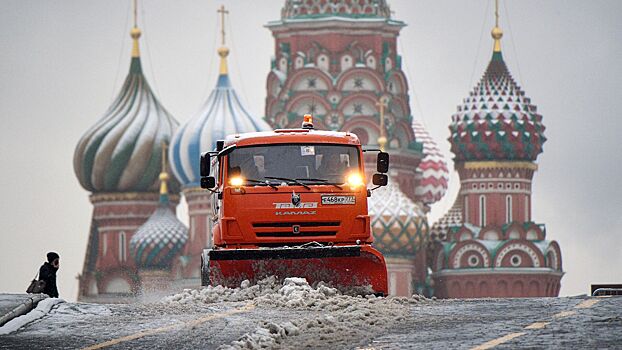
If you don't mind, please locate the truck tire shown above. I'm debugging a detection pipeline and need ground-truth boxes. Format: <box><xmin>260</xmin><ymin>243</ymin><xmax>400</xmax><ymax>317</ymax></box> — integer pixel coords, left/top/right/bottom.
<box><xmin>201</xmin><ymin>250</ymin><xmax>211</xmax><ymax>287</ymax></box>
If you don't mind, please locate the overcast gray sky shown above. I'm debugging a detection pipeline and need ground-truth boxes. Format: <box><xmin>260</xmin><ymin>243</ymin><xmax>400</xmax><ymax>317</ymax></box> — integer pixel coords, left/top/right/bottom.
<box><xmin>1</xmin><ymin>0</ymin><xmax>620</xmax><ymax>301</ymax></box>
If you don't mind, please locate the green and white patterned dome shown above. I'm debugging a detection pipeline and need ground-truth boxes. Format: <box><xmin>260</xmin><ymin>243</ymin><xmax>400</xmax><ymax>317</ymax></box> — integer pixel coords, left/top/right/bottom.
<box><xmin>130</xmin><ymin>203</ymin><xmax>188</xmax><ymax>269</ymax></box>
<box><xmin>130</xmin><ymin>172</ymin><xmax>188</xmax><ymax>269</ymax></box>
<box><xmin>368</xmin><ymin>177</ymin><xmax>428</xmax><ymax>257</ymax></box>
<box><xmin>449</xmin><ymin>26</ymin><xmax>545</xmax><ymax>162</ymax></box>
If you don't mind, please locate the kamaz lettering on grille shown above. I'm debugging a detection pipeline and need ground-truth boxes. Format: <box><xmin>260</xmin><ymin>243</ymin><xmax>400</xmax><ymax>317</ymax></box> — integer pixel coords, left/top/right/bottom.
<box><xmin>273</xmin><ymin>202</ymin><xmax>318</xmax><ymax>209</ymax></box>
<box><xmin>275</xmin><ymin>211</ymin><xmax>317</xmax><ymax>215</ymax></box>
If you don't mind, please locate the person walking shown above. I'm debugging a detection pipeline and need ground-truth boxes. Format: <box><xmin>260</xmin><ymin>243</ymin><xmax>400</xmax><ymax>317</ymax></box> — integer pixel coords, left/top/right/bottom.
<box><xmin>39</xmin><ymin>252</ymin><xmax>60</xmax><ymax>298</ymax></box>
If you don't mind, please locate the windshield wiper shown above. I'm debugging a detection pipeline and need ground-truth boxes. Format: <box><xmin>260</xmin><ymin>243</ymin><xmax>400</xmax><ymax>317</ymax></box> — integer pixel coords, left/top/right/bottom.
<box><xmin>264</xmin><ymin>176</ymin><xmax>311</xmax><ymax>190</ymax></box>
<box><xmin>245</xmin><ymin>178</ymin><xmax>278</xmax><ymax>190</ymax></box>
<box><xmin>295</xmin><ymin>178</ymin><xmax>343</xmax><ymax>190</ymax></box>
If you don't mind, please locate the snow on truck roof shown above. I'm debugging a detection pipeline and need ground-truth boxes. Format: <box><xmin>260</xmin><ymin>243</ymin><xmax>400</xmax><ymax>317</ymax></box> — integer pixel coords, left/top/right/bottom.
<box><xmin>223</xmin><ymin>129</ymin><xmax>361</xmax><ymax>147</ymax></box>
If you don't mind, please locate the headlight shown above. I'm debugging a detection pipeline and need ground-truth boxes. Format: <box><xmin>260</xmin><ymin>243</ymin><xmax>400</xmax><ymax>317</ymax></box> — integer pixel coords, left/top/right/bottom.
<box><xmin>230</xmin><ymin>176</ymin><xmax>244</xmax><ymax>187</ymax></box>
<box><xmin>347</xmin><ymin>173</ymin><xmax>364</xmax><ymax>188</ymax></box>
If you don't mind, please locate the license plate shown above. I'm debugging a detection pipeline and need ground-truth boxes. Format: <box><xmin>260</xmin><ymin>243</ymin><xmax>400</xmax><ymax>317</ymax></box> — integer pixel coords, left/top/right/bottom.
<box><xmin>321</xmin><ymin>195</ymin><xmax>355</xmax><ymax>205</ymax></box>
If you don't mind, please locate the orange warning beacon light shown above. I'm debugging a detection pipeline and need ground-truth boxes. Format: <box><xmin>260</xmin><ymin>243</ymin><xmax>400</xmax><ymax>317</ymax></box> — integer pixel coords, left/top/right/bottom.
<box><xmin>302</xmin><ymin>114</ymin><xmax>314</xmax><ymax>129</ymax></box>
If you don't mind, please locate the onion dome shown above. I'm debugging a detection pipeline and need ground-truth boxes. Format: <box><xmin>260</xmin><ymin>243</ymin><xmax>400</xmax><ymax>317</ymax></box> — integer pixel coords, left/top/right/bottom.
<box><xmin>368</xmin><ymin>177</ymin><xmax>428</xmax><ymax>256</ymax></box>
<box><xmin>282</xmin><ymin>0</ymin><xmax>391</xmax><ymax>19</ymax></box>
<box><xmin>74</xmin><ymin>24</ymin><xmax>178</xmax><ymax>193</ymax></box>
<box><xmin>449</xmin><ymin>24</ymin><xmax>545</xmax><ymax>162</ymax></box>
<box><xmin>170</xmin><ymin>8</ymin><xmax>271</xmax><ymax>187</ymax></box>
<box><xmin>131</xmin><ymin>145</ymin><xmax>188</xmax><ymax>269</ymax></box>
<box><xmin>412</xmin><ymin>120</ymin><xmax>449</xmax><ymax>205</ymax></box>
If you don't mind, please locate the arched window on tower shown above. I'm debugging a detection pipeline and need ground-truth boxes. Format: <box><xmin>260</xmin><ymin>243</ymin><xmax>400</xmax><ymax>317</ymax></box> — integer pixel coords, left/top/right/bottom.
<box><xmin>464</xmin><ymin>196</ymin><xmax>469</xmax><ymax>224</ymax></box>
<box><xmin>479</xmin><ymin>195</ymin><xmax>486</xmax><ymax>227</ymax></box>
<box><xmin>278</xmin><ymin>57</ymin><xmax>288</xmax><ymax>74</ymax></box>
<box><xmin>295</xmin><ymin>56</ymin><xmax>304</xmax><ymax>69</ymax></box>
<box><xmin>190</xmin><ymin>217</ymin><xmax>196</xmax><ymax>242</ymax></box>
<box><xmin>506</xmin><ymin>195</ymin><xmax>513</xmax><ymax>223</ymax></box>
<box><xmin>102</xmin><ymin>233</ymin><xmax>107</xmax><ymax>256</ymax></box>
<box><xmin>119</xmin><ymin>231</ymin><xmax>126</xmax><ymax>262</ymax></box>
<box><xmin>385</xmin><ymin>57</ymin><xmax>393</xmax><ymax>72</ymax></box>
<box><xmin>317</xmin><ymin>54</ymin><xmax>329</xmax><ymax>71</ymax></box>
<box><xmin>366</xmin><ymin>55</ymin><xmax>376</xmax><ymax>70</ymax></box>
<box><xmin>341</xmin><ymin>55</ymin><xmax>353</xmax><ymax>72</ymax></box>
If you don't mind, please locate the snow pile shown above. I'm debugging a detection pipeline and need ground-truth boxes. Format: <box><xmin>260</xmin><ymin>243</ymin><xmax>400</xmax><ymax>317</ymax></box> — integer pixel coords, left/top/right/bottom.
<box><xmin>231</xmin><ymin>278</ymin><xmax>426</xmax><ymax>349</ymax></box>
<box><xmin>254</xmin><ymin>277</ymin><xmax>342</xmax><ymax>308</ymax></box>
<box><xmin>165</xmin><ymin>277</ymin><xmax>430</xmax><ymax>349</ymax></box>
<box><xmin>218</xmin><ymin>321</ymin><xmax>299</xmax><ymax>350</ymax></box>
<box><xmin>163</xmin><ymin>277</ymin><xmax>385</xmax><ymax>309</ymax></box>
<box><xmin>280</xmin><ymin>293</ymin><xmax>417</xmax><ymax>346</ymax></box>
<box><xmin>162</xmin><ymin>276</ymin><xmax>281</xmax><ymax>304</ymax></box>
<box><xmin>0</xmin><ymin>298</ymin><xmax>65</xmax><ymax>335</ymax></box>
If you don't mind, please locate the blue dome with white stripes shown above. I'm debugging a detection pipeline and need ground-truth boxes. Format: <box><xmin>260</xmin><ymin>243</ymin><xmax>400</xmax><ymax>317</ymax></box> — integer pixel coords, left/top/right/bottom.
<box><xmin>170</xmin><ymin>46</ymin><xmax>271</xmax><ymax>188</ymax></box>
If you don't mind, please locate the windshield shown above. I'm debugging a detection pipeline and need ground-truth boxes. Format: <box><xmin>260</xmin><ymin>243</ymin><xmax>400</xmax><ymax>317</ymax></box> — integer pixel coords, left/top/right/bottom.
<box><xmin>226</xmin><ymin>144</ymin><xmax>360</xmax><ymax>185</ymax></box>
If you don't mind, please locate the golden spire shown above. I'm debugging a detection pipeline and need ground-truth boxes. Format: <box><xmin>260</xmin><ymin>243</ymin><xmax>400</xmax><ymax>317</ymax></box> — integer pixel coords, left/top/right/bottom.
<box><xmin>491</xmin><ymin>0</ymin><xmax>503</xmax><ymax>53</ymax></box>
<box><xmin>376</xmin><ymin>96</ymin><xmax>389</xmax><ymax>151</ymax></box>
<box><xmin>159</xmin><ymin>142</ymin><xmax>170</xmax><ymax>197</ymax></box>
<box><xmin>217</xmin><ymin>5</ymin><xmax>230</xmax><ymax>75</ymax></box>
<box><xmin>130</xmin><ymin>0</ymin><xmax>142</xmax><ymax>58</ymax></box>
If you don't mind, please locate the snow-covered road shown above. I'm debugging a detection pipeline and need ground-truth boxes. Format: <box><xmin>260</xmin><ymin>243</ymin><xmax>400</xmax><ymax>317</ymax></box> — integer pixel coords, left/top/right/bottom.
<box><xmin>0</xmin><ymin>278</ymin><xmax>620</xmax><ymax>349</ymax></box>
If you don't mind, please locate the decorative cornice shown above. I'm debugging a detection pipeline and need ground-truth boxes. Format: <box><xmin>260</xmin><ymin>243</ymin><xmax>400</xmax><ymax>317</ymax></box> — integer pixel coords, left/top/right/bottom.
<box><xmin>90</xmin><ymin>192</ymin><xmax>180</xmax><ymax>204</ymax></box>
<box><xmin>383</xmin><ymin>257</ymin><xmax>417</xmax><ymax>265</ymax></box>
<box><xmin>432</xmin><ymin>267</ymin><xmax>564</xmax><ymax>277</ymax></box>
<box><xmin>462</xmin><ymin>161</ymin><xmax>538</xmax><ymax>171</ymax></box>
<box><xmin>460</xmin><ymin>188</ymin><xmax>531</xmax><ymax>196</ymax></box>
<box><xmin>268</xmin><ymin>24</ymin><xmax>404</xmax><ymax>37</ymax></box>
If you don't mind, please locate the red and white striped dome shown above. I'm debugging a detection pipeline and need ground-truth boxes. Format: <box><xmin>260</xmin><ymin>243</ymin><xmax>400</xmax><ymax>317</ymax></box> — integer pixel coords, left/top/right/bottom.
<box><xmin>412</xmin><ymin>120</ymin><xmax>449</xmax><ymax>205</ymax></box>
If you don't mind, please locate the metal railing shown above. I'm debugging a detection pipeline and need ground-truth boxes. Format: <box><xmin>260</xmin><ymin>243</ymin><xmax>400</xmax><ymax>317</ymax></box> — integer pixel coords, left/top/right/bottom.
<box><xmin>592</xmin><ymin>288</ymin><xmax>622</xmax><ymax>296</ymax></box>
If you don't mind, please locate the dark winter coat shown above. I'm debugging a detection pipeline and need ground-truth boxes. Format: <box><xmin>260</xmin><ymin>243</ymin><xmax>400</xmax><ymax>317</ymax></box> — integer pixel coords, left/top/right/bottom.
<box><xmin>39</xmin><ymin>262</ymin><xmax>58</xmax><ymax>298</ymax></box>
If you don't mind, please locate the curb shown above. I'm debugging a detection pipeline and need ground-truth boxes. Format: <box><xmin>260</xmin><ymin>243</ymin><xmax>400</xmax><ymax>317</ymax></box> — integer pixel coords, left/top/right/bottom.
<box><xmin>0</xmin><ymin>294</ymin><xmax>48</xmax><ymax>327</ymax></box>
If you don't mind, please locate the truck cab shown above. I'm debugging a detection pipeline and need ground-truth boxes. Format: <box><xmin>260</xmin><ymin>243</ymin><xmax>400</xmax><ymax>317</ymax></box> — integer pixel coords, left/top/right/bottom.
<box><xmin>199</xmin><ymin>116</ymin><xmax>389</xmax><ymax>294</ymax></box>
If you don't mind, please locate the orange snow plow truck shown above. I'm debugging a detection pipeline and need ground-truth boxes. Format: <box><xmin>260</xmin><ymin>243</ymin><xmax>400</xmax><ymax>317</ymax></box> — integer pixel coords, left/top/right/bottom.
<box><xmin>199</xmin><ymin>115</ymin><xmax>390</xmax><ymax>295</ymax></box>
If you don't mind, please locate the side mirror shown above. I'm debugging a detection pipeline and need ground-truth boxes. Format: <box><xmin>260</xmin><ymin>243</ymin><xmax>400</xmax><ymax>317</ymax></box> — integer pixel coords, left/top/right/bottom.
<box><xmin>216</xmin><ymin>140</ymin><xmax>225</xmax><ymax>152</ymax></box>
<box><xmin>377</xmin><ymin>152</ymin><xmax>389</xmax><ymax>173</ymax></box>
<box><xmin>372</xmin><ymin>173</ymin><xmax>388</xmax><ymax>186</ymax></box>
<box><xmin>200</xmin><ymin>176</ymin><xmax>216</xmax><ymax>189</ymax></box>
<box><xmin>200</xmin><ymin>152</ymin><xmax>211</xmax><ymax>177</ymax></box>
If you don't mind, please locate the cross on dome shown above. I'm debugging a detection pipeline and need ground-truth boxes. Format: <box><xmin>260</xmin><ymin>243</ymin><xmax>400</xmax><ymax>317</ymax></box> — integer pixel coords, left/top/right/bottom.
<box><xmin>492</xmin><ymin>0</ymin><xmax>504</xmax><ymax>54</ymax></box>
<box><xmin>217</xmin><ymin>5</ymin><xmax>230</xmax><ymax>75</ymax></box>
<box><xmin>376</xmin><ymin>96</ymin><xmax>389</xmax><ymax>151</ymax></box>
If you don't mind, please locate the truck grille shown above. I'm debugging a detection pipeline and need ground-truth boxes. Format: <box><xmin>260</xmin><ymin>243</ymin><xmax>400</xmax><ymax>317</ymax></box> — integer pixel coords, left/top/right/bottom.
<box><xmin>255</xmin><ymin>231</ymin><xmax>337</xmax><ymax>237</ymax></box>
<box><xmin>252</xmin><ymin>221</ymin><xmax>340</xmax><ymax>238</ymax></box>
<box><xmin>252</xmin><ymin>221</ymin><xmax>340</xmax><ymax>228</ymax></box>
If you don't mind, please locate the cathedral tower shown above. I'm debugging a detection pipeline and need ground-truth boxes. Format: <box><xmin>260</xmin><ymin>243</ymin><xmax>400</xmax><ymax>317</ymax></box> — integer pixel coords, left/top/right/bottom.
<box><xmin>169</xmin><ymin>6</ymin><xmax>271</xmax><ymax>287</ymax></box>
<box><xmin>264</xmin><ymin>0</ymin><xmax>450</xmax><ymax>295</ymax></box>
<box><xmin>430</xmin><ymin>1</ymin><xmax>563</xmax><ymax>298</ymax></box>
<box><xmin>73</xmin><ymin>4</ymin><xmax>180</xmax><ymax>302</ymax></box>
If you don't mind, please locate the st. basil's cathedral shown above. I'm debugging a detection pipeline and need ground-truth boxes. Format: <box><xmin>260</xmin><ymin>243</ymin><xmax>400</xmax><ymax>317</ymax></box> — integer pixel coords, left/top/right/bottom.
<box><xmin>73</xmin><ymin>0</ymin><xmax>562</xmax><ymax>302</ymax></box>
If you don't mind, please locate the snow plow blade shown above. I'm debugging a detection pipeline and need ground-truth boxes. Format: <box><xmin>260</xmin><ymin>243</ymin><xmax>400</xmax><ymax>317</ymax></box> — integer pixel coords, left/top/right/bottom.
<box><xmin>201</xmin><ymin>245</ymin><xmax>388</xmax><ymax>296</ymax></box>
